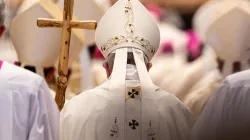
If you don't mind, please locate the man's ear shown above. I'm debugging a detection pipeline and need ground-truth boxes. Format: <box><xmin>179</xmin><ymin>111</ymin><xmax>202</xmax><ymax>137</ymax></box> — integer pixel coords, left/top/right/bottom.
<box><xmin>103</xmin><ymin>62</ymin><xmax>111</xmax><ymax>78</ymax></box>
<box><xmin>110</xmin><ymin>0</ymin><xmax>117</xmax><ymax>5</ymax></box>
<box><xmin>147</xmin><ymin>63</ymin><xmax>152</xmax><ymax>71</ymax></box>
<box><xmin>0</xmin><ymin>25</ymin><xmax>6</xmax><ymax>38</ymax></box>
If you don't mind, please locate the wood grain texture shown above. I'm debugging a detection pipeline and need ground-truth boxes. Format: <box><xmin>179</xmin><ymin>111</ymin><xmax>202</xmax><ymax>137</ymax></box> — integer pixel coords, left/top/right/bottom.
<box><xmin>70</xmin><ymin>20</ymin><xmax>97</xmax><ymax>30</ymax></box>
<box><xmin>37</xmin><ymin>18</ymin><xmax>63</xmax><ymax>28</ymax></box>
<box><xmin>55</xmin><ymin>0</ymin><xmax>73</xmax><ymax>111</ymax></box>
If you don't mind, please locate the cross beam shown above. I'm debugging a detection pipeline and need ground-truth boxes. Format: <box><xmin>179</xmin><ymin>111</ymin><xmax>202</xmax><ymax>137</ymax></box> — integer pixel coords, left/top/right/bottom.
<box><xmin>37</xmin><ymin>0</ymin><xmax>97</xmax><ymax>110</ymax></box>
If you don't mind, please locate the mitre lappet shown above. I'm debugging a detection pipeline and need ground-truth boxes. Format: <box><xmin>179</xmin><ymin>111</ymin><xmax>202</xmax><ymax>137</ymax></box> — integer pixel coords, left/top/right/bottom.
<box><xmin>9</xmin><ymin>0</ymin><xmax>84</xmax><ymax>97</ymax></box>
<box><xmin>95</xmin><ymin>0</ymin><xmax>160</xmax><ymax>139</ymax></box>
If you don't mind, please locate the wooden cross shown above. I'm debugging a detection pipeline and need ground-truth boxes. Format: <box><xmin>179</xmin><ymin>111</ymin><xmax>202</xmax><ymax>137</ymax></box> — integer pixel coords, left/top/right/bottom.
<box><xmin>37</xmin><ymin>0</ymin><xmax>97</xmax><ymax>110</ymax></box>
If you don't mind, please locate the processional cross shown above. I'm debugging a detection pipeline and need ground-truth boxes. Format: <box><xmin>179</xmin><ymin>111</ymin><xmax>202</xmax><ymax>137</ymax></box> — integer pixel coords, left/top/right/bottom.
<box><xmin>37</xmin><ymin>0</ymin><xmax>97</xmax><ymax>110</ymax></box>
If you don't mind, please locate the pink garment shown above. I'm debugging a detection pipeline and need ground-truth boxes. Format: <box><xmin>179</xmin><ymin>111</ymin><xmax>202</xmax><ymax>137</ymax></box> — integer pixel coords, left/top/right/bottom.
<box><xmin>0</xmin><ymin>60</ymin><xmax>3</xmax><ymax>69</ymax></box>
<box><xmin>162</xmin><ymin>41</ymin><xmax>174</xmax><ymax>54</ymax></box>
<box><xmin>186</xmin><ymin>30</ymin><xmax>202</xmax><ymax>60</ymax></box>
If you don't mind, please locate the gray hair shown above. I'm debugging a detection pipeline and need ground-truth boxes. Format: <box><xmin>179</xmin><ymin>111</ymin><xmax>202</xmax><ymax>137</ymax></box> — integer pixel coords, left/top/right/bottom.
<box><xmin>0</xmin><ymin>0</ymin><xmax>6</xmax><ymax>27</ymax></box>
<box><xmin>106</xmin><ymin>51</ymin><xmax>149</xmax><ymax>72</ymax></box>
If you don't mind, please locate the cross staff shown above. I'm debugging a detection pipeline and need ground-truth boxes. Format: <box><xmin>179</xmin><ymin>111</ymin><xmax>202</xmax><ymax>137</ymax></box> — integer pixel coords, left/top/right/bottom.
<box><xmin>37</xmin><ymin>0</ymin><xmax>97</xmax><ymax>110</ymax></box>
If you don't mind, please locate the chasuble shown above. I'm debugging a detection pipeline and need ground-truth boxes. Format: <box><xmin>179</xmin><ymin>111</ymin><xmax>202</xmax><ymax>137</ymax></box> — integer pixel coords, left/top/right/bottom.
<box><xmin>61</xmin><ymin>0</ymin><xmax>195</xmax><ymax>140</ymax></box>
<box><xmin>61</xmin><ymin>64</ymin><xmax>195</xmax><ymax>140</ymax></box>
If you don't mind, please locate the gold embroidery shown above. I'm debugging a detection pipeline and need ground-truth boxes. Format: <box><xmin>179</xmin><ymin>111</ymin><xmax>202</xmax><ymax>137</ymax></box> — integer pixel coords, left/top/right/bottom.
<box><xmin>126</xmin><ymin>87</ymin><xmax>141</xmax><ymax>100</ymax></box>
<box><xmin>101</xmin><ymin>0</ymin><xmax>155</xmax><ymax>55</ymax></box>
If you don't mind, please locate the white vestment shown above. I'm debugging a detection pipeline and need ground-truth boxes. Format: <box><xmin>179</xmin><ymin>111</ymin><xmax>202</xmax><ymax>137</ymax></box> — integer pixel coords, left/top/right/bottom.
<box><xmin>191</xmin><ymin>69</ymin><xmax>250</xmax><ymax>140</ymax></box>
<box><xmin>183</xmin><ymin>69</ymin><xmax>222</xmax><ymax>118</ymax></box>
<box><xmin>154</xmin><ymin>46</ymin><xmax>217</xmax><ymax>100</ymax></box>
<box><xmin>0</xmin><ymin>61</ymin><xmax>59</xmax><ymax>140</ymax></box>
<box><xmin>60</xmin><ymin>65</ymin><xmax>195</xmax><ymax>140</ymax></box>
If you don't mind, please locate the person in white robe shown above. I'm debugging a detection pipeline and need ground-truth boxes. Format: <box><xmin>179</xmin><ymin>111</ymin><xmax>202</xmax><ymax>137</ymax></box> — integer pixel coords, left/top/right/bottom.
<box><xmin>9</xmin><ymin>0</ymin><xmax>84</xmax><ymax>99</ymax></box>
<box><xmin>0</xmin><ymin>4</ymin><xmax>59</xmax><ymax>138</ymax></box>
<box><xmin>60</xmin><ymin>0</ymin><xmax>195</xmax><ymax>140</ymax></box>
<box><xmin>185</xmin><ymin>0</ymin><xmax>250</xmax><ymax>119</ymax></box>
<box><xmin>0</xmin><ymin>60</ymin><xmax>60</xmax><ymax>140</ymax></box>
<box><xmin>144</xmin><ymin>3</ymin><xmax>217</xmax><ymax>102</ymax></box>
<box><xmin>191</xmin><ymin>69</ymin><xmax>250</xmax><ymax>140</ymax></box>
<box><xmin>86</xmin><ymin>1</ymin><xmax>214</xmax><ymax>95</ymax></box>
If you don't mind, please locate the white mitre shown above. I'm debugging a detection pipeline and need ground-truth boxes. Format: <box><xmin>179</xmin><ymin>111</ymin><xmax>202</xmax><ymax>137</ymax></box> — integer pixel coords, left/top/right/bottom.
<box><xmin>96</xmin><ymin>0</ymin><xmax>159</xmax><ymax>59</ymax></box>
<box><xmin>10</xmin><ymin>0</ymin><xmax>84</xmax><ymax>70</ymax></box>
<box><xmin>58</xmin><ymin>0</ymin><xmax>104</xmax><ymax>44</ymax></box>
<box><xmin>194</xmin><ymin>0</ymin><xmax>250</xmax><ymax>77</ymax></box>
<box><xmin>95</xmin><ymin>0</ymin><xmax>160</xmax><ymax>139</ymax></box>
<box><xmin>95</xmin><ymin>0</ymin><xmax>111</xmax><ymax>12</ymax></box>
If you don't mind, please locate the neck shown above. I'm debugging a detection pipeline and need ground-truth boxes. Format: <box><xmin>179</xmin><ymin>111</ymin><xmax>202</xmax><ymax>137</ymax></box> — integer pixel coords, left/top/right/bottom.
<box><xmin>15</xmin><ymin>61</ymin><xmax>55</xmax><ymax>77</ymax></box>
<box><xmin>217</xmin><ymin>57</ymin><xmax>247</xmax><ymax>77</ymax></box>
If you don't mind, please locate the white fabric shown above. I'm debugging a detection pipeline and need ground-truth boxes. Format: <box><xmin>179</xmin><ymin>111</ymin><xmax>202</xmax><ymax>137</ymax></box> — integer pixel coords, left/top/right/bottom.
<box><xmin>57</xmin><ymin>0</ymin><xmax>104</xmax><ymax>44</ymax></box>
<box><xmin>60</xmin><ymin>62</ymin><xmax>195</xmax><ymax>140</ymax></box>
<box><xmin>10</xmin><ymin>0</ymin><xmax>84</xmax><ymax>67</ymax></box>
<box><xmin>193</xmin><ymin>0</ymin><xmax>250</xmax><ymax>76</ymax></box>
<box><xmin>95</xmin><ymin>0</ymin><xmax>110</xmax><ymax>12</ymax></box>
<box><xmin>61</xmin><ymin>1</ymin><xmax>194</xmax><ymax>140</ymax></box>
<box><xmin>150</xmin><ymin>55</ymin><xmax>187</xmax><ymax>94</ymax></box>
<box><xmin>0</xmin><ymin>61</ymin><xmax>59</xmax><ymax>140</ymax></box>
<box><xmin>184</xmin><ymin>0</ymin><xmax>250</xmax><ymax>119</ymax></box>
<box><xmin>152</xmin><ymin>46</ymin><xmax>217</xmax><ymax>99</ymax></box>
<box><xmin>80</xmin><ymin>47</ymin><xmax>93</xmax><ymax>91</ymax></box>
<box><xmin>191</xmin><ymin>69</ymin><xmax>250</xmax><ymax>140</ymax></box>
<box><xmin>95</xmin><ymin>0</ymin><xmax>160</xmax><ymax>60</ymax></box>
<box><xmin>133</xmin><ymin>48</ymin><xmax>159</xmax><ymax>140</ymax></box>
<box><xmin>94</xmin><ymin>0</ymin><xmax>185</xmax><ymax>138</ymax></box>
<box><xmin>149</xmin><ymin>19</ymin><xmax>187</xmax><ymax>94</ymax></box>
<box><xmin>183</xmin><ymin>69</ymin><xmax>222</xmax><ymax>118</ymax></box>
<box><xmin>104</xmin><ymin>48</ymin><xmax>127</xmax><ymax>140</ymax></box>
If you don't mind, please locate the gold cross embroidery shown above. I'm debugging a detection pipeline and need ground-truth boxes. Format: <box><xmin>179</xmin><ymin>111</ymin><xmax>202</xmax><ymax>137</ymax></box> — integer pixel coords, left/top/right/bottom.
<box><xmin>126</xmin><ymin>87</ymin><xmax>141</xmax><ymax>100</ymax></box>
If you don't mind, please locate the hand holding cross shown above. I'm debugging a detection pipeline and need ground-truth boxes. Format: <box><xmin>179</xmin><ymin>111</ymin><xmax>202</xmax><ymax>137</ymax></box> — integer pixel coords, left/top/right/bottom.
<box><xmin>37</xmin><ymin>0</ymin><xmax>97</xmax><ymax>111</ymax></box>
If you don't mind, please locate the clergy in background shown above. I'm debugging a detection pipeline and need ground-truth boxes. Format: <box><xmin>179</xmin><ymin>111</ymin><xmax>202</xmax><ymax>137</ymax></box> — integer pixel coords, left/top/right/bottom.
<box><xmin>110</xmin><ymin>0</ymin><xmax>208</xmax><ymax>13</ymax></box>
<box><xmin>146</xmin><ymin>3</ymin><xmax>216</xmax><ymax>99</ymax></box>
<box><xmin>179</xmin><ymin>0</ymin><xmax>250</xmax><ymax>118</ymax></box>
<box><xmin>190</xmin><ymin>0</ymin><xmax>250</xmax><ymax>139</ymax></box>
<box><xmin>191</xmin><ymin>70</ymin><xmax>250</xmax><ymax>140</ymax></box>
<box><xmin>0</xmin><ymin>0</ymin><xmax>59</xmax><ymax>139</ymax></box>
<box><xmin>9</xmin><ymin>0</ymin><xmax>84</xmax><ymax>99</ymax></box>
<box><xmin>60</xmin><ymin>0</ymin><xmax>195</xmax><ymax>140</ymax></box>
